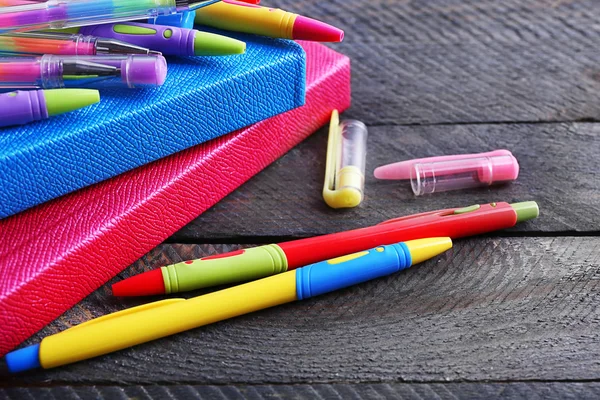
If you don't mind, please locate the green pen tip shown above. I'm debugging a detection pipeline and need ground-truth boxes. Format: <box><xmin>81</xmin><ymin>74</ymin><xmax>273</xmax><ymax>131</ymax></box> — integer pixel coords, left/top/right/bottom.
<box><xmin>193</xmin><ymin>31</ymin><xmax>246</xmax><ymax>56</ymax></box>
<box><xmin>510</xmin><ymin>201</ymin><xmax>539</xmax><ymax>223</ymax></box>
<box><xmin>43</xmin><ymin>89</ymin><xmax>100</xmax><ymax>117</ymax></box>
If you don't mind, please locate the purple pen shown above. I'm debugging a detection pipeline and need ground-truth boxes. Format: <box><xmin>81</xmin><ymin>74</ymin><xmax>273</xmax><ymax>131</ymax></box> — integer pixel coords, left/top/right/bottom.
<box><xmin>73</xmin><ymin>22</ymin><xmax>246</xmax><ymax>56</ymax></box>
<box><xmin>0</xmin><ymin>54</ymin><xmax>167</xmax><ymax>89</ymax></box>
<box><xmin>0</xmin><ymin>89</ymin><xmax>99</xmax><ymax>128</ymax></box>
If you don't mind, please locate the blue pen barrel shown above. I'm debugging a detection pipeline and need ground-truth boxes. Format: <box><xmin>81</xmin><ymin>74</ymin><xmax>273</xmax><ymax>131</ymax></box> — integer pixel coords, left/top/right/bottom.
<box><xmin>296</xmin><ymin>243</ymin><xmax>411</xmax><ymax>300</ymax></box>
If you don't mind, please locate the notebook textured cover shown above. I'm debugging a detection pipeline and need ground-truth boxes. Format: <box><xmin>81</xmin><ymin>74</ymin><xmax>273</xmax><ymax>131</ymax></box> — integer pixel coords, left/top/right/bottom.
<box><xmin>0</xmin><ymin>31</ymin><xmax>306</xmax><ymax>219</ymax></box>
<box><xmin>0</xmin><ymin>41</ymin><xmax>351</xmax><ymax>356</ymax></box>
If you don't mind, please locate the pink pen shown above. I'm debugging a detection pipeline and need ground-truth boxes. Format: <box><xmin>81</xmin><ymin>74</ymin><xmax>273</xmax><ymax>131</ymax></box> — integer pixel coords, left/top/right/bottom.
<box><xmin>374</xmin><ymin>150</ymin><xmax>514</xmax><ymax>180</ymax></box>
<box><xmin>374</xmin><ymin>150</ymin><xmax>519</xmax><ymax>196</ymax></box>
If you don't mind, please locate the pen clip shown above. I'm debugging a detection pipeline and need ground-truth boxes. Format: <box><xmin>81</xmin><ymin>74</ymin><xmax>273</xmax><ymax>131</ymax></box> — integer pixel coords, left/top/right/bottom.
<box><xmin>63</xmin><ymin>298</ymin><xmax>185</xmax><ymax>332</ymax></box>
<box><xmin>378</xmin><ymin>208</ymin><xmax>456</xmax><ymax>225</ymax></box>
<box><xmin>322</xmin><ymin>110</ymin><xmax>368</xmax><ymax>209</ymax></box>
<box><xmin>323</xmin><ymin>110</ymin><xmax>341</xmax><ymax>205</ymax></box>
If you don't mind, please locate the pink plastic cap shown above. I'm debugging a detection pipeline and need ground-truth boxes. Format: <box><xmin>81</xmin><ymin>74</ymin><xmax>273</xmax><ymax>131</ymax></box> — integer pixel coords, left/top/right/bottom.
<box><xmin>375</xmin><ymin>149</ymin><xmax>514</xmax><ymax>180</ymax></box>
<box><xmin>410</xmin><ymin>153</ymin><xmax>520</xmax><ymax>196</ymax></box>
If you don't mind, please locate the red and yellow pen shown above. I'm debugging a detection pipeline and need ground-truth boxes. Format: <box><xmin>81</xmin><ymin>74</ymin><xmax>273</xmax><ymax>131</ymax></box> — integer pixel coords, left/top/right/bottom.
<box><xmin>112</xmin><ymin>201</ymin><xmax>539</xmax><ymax>296</ymax></box>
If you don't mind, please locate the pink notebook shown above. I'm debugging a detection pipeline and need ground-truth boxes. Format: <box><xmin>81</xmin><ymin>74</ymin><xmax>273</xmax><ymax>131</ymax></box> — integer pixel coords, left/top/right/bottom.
<box><xmin>0</xmin><ymin>41</ymin><xmax>351</xmax><ymax>356</ymax></box>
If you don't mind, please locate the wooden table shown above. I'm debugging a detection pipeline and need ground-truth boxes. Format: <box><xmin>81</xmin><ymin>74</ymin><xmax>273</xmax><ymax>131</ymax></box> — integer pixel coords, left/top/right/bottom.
<box><xmin>3</xmin><ymin>0</ymin><xmax>600</xmax><ymax>398</ymax></box>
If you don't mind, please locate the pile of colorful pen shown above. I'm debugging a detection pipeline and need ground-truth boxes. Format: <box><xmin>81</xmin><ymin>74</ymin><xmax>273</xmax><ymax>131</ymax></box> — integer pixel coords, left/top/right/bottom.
<box><xmin>0</xmin><ymin>0</ymin><xmax>344</xmax><ymax>127</ymax></box>
<box><xmin>3</xmin><ymin>199</ymin><xmax>541</xmax><ymax>373</ymax></box>
<box><xmin>0</xmin><ymin>0</ymin><xmax>545</xmax><ymax>377</ymax></box>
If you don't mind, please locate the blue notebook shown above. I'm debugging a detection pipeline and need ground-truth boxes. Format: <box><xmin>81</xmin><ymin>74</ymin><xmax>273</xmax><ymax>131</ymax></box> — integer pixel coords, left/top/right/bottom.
<box><xmin>0</xmin><ymin>32</ymin><xmax>306</xmax><ymax>219</ymax></box>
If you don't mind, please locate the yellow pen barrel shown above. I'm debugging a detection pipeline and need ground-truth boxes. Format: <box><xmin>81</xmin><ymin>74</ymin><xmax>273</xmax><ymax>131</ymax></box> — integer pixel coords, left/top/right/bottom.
<box><xmin>195</xmin><ymin>2</ymin><xmax>296</xmax><ymax>39</ymax></box>
<box><xmin>39</xmin><ymin>271</ymin><xmax>298</xmax><ymax>369</ymax></box>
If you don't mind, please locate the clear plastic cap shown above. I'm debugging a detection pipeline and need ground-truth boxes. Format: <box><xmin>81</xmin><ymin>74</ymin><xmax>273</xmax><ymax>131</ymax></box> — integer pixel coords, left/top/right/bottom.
<box><xmin>323</xmin><ymin>110</ymin><xmax>368</xmax><ymax>208</ymax></box>
<box><xmin>410</xmin><ymin>154</ymin><xmax>519</xmax><ymax>196</ymax></box>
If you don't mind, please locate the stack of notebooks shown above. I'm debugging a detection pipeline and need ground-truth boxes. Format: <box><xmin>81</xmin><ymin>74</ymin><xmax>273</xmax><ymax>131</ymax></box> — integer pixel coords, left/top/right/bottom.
<box><xmin>0</xmin><ymin>32</ymin><xmax>351</xmax><ymax>356</ymax></box>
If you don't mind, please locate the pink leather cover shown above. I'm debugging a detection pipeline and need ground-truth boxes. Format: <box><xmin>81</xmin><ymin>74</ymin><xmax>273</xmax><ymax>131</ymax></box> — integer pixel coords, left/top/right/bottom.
<box><xmin>0</xmin><ymin>42</ymin><xmax>351</xmax><ymax>356</ymax></box>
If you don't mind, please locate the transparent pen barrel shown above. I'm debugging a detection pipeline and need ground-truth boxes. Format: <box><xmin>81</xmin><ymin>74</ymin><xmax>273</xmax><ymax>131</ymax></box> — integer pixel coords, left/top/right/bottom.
<box><xmin>336</xmin><ymin>120</ymin><xmax>368</xmax><ymax>194</ymax></box>
<box><xmin>0</xmin><ymin>0</ymin><xmax>177</xmax><ymax>34</ymax></box>
<box><xmin>410</xmin><ymin>155</ymin><xmax>518</xmax><ymax>195</ymax></box>
<box><xmin>0</xmin><ymin>56</ymin><xmax>45</xmax><ymax>87</ymax></box>
<box><xmin>0</xmin><ymin>33</ymin><xmax>95</xmax><ymax>55</ymax></box>
<box><xmin>0</xmin><ymin>54</ymin><xmax>167</xmax><ymax>88</ymax></box>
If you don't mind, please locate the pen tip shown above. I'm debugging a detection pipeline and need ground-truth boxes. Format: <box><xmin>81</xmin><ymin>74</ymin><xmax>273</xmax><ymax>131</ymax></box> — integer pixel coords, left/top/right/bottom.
<box><xmin>292</xmin><ymin>15</ymin><xmax>344</xmax><ymax>42</ymax></box>
<box><xmin>404</xmin><ymin>237</ymin><xmax>452</xmax><ymax>265</ymax></box>
<box><xmin>112</xmin><ymin>268</ymin><xmax>166</xmax><ymax>297</ymax></box>
<box><xmin>193</xmin><ymin>31</ymin><xmax>246</xmax><ymax>56</ymax></box>
<box><xmin>373</xmin><ymin>166</ymin><xmax>387</xmax><ymax>179</ymax></box>
<box><xmin>43</xmin><ymin>89</ymin><xmax>100</xmax><ymax>117</ymax></box>
<box><xmin>373</xmin><ymin>162</ymin><xmax>412</xmax><ymax>180</ymax></box>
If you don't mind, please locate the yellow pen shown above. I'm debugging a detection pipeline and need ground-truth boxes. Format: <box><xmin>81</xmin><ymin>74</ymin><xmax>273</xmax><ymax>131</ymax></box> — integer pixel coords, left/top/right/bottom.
<box><xmin>4</xmin><ymin>238</ymin><xmax>451</xmax><ymax>373</ymax></box>
<box><xmin>195</xmin><ymin>0</ymin><xmax>344</xmax><ymax>42</ymax></box>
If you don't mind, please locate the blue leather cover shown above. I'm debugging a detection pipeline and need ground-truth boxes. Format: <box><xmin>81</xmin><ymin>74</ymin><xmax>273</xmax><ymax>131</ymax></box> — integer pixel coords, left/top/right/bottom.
<box><xmin>0</xmin><ymin>31</ymin><xmax>306</xmax><ymax>219</ymax></box>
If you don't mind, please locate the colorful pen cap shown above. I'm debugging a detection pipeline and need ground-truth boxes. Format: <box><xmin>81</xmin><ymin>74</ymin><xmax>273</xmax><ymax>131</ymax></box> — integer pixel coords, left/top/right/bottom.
<box><xmin>323</xmin><ymin>110</ymin><xmax>368</xmax><ymax>208</ymax></box>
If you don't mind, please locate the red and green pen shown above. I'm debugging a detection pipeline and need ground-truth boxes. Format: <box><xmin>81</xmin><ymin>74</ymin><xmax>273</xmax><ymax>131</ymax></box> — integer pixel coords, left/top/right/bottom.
<box><xmin>113</xmin><ymin>201</ymin><xmax>539</xmax><ymax>297</ymax></box>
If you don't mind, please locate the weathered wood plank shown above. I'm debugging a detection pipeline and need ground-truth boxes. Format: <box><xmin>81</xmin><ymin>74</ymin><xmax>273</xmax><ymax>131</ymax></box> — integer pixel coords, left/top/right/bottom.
<box><xmin>4</xmin><ymin>0</ymin><xmax>600</xmax><ymax>394</ymax></box>
<box><xmin>3</xmin><ymin>382</ymin><xmax>600</xmax><ymax>400</ymax></box>
<box><xmin>273</xmin><ymin>0</ymin><xmax>600</xmax><ymax>125</ymax></box>
<box><xmin>4</xmin><ymin>237</ymin><xmax>600</xmax><ymax>385</ymax></box>
<box><xmin>172</xmin><ymin>122</ymin><xmax>600</xmax><ymax>241</ymax></box>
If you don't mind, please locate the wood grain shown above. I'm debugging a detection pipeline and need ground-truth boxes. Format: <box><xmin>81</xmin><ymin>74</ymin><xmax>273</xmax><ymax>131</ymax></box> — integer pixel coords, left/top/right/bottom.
<box><xmin>4</xmin><ymin>238</ymin><xmax>600</xmax><ymax>385</ymax></box>
<box><xmin>172</xmin><ymin>122</ymin><xmax>600</xmax><ymax>241</ymax></box>
<box><xmin>4</xmin><ymin>0</ymin><xmax>600</xmax><ymax>395</ymax></box>
<box><xmin>274</xmin><ymin>0</ymin><xmax>600</xmax><ymax>125</ymax></box>
<box><xmin>3</xmin><ymin>382</ymin><xmax>600</xmax><ymax>400</ymax></box>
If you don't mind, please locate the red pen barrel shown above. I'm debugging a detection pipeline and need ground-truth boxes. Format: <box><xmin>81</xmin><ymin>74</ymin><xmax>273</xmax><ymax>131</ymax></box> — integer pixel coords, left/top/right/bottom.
<box><xmin>280</xmin><ymin>202</ymin><xmax>518</xmax><ymax>270</ymax></box>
